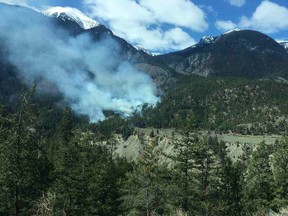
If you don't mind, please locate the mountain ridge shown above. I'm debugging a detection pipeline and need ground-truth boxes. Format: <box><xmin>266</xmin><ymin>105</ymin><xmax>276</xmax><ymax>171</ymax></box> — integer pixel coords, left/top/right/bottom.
<box><xmin>39</xmin><ymin>5</ymin><xmax>288</xmax><ymax>81</ymax></box>
<box><xmin>154</xmin><ymin>30</ymin><xmax>288</xmax><ymax>79</ymax></box>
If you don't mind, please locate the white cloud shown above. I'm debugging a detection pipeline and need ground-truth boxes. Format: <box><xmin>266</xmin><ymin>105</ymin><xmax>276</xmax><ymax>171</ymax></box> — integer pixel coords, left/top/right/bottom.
<box><xmin>83</xmin><ymin>0</ymin><xmax>207</xmax><ymax>52</ymax></box>
<box><xmin>140</xmin><ymin>0</ymin><xmax>208</xmax><ymax>32</ymax></box>
<box><xmin>0</xmin><ymin>0</ymin><xmax>47</xmax><ymax>11</ymax></box>
<box><xmin>0</xmin><ymin>0</ymin><xmax>29</xmax><ymax>7</ymax></box>
<box><xmin>215</xmin><ymin>20</ymin><xmax>237</xmax><ymax>32</ymax></box>
<box><xmin>226</xmin><ymin>0</ymin><xmax>245</xmax><ymax>7</ymax></box>
<box><xmin>239</xmin><ymin>1</ymin><xmax>288</xmax><ymax>34</ymax></box>
<box><xmin>163</xmin><ymin>27</ymin><xmax>196</xmax><ymax>50</ymax></box>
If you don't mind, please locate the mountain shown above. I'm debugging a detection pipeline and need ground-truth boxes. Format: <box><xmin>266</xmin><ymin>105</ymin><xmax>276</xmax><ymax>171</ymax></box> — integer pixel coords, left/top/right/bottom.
<box><xmin>42</xmin><ymin>6</ymin><xmax>150</xmax><ymax>64</ymax></box>
<box><xmin>42</xmin><ymin>6</ymin><xmax>172</xmax><ymax>84</ymax></box>
<box><xmin>8</xmin><ymin>4</ymin><xmax>288</xmax><ymax>85</ymax></box>
<box><xmin>2</xmin><ymin>4</ymin><xmax>288</xmax><ymax>88</ymax></box>
<box><xmin>42</xmin><ymin>7</ymin><xmax>171</xmax><ymax>86</ymax></box>
<box><xmin>0</xmin><ymin>3</ymin><xmax>155</xmax><ymax>107</ymax></box>
<box><xmin>155</xmin><ymin>30</ymin><xmax>288</xmax><ymax>79</ymax></box>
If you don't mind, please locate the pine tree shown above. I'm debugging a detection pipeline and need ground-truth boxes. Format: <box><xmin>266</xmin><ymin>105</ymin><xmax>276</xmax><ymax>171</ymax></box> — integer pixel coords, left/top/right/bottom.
<box><xmin>215</xmin><ymin>139</ymin><xmax>245</xmax><ymax>215</ymax></box>
<box><xmin>167</xmin><ymin>109</ymin><xmax>222</xmax><ymax>215</ymax></box>
<box><xmin>170</xmin><ymin>132</ymin><xmax>198</xmax><ymax>214</ymax></box>
<box><xmin>122</xmin><ymin>137</ymin><xmax>171</xmax><ymax>215</ymax></box>
<box><xmin>52</xmin><ymin>129</ymin><xmax>96</xmax><ymax>215</ymax></box>
<box><xmin>50</xmin><ymin>106</ymin><xmax>76</xmax><ymax>215</ymax></box>
<box><xmin>59</xmin><ymin>107</ymin><xmax>73</xmax><ymax>144</ymax></box>
<box><xmin>271</xmin><ymin>135</ymin><xmax>288</xmax><ymax>208</ymax></box>
<box><xmin>192</xmin><ymin>136</ymin><xmax>222</xmax><ymax>215</ymax></box>
<box><xmin>88</xmin><ymin>144</ymin><xmax>129</xmax><ymax>216</ymax></box>
<box><xmin>0</xmin><ymin>104</ymin><xmax>12</xmax><ymax>214</ymax></box>
<box><xmin>52</xmin><ymin>124</ymin><xmax>128</xmax><ymax>215</ymax></box>
<box><xmin>243</xmin><ymin>141</ymin><xmax>275</xmax><ymax>213</ymax></box>
<box><xmin>0</xmin><ymin>87</ymin><xmax>51</xmax><ymax>215</ymax></box>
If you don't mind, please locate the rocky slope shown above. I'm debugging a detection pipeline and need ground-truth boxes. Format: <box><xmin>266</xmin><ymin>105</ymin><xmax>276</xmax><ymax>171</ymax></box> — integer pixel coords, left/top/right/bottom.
<box><xmin>155</xmin><ymin>30</ymin><xmax>288</xmax><ymax>79</ymax></box>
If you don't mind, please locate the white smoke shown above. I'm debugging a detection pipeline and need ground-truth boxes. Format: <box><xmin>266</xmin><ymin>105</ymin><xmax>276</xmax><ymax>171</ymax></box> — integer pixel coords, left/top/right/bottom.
<box><xmin>0</xmin><ymin>4</ymin><xmax>159</xmax><ymax>122</ymax></box>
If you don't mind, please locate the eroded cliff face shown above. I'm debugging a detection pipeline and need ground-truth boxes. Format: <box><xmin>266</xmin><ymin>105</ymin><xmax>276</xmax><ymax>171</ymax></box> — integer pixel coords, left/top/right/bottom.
<box><xmin>166</xmin><ymin>53</ymin><xmax>214</xmax><ymax>76</ymax></box>
<box><xmin>102</xmin><ymin>128</ymin><xmax>280</xmax><ymax>163</ymax></box>
<box><xmin>134</xmin><ymin>63</ymin><xmax>170</xmax><ymax>87</ymax></box>
<box><xmin>104</xmin><ymin>128</ymin><xmax>175</xmax><ymax>162</ymax></box>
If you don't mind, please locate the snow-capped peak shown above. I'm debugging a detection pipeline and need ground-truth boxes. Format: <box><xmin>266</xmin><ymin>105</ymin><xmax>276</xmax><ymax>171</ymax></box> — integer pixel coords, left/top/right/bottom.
<box><xmin>277</xmin><ymin>40</ymin><xmax>288</xmax><ymax>50</ymax></box>
<box><xmin>42</xmin><ymin>6</ymin><xmax>100</xmax><ymax>30</ymax></box>
<box><xmin>223</xmin><ymin>28</ymin><xmax>241</xmax><ymax>35</ymax></box>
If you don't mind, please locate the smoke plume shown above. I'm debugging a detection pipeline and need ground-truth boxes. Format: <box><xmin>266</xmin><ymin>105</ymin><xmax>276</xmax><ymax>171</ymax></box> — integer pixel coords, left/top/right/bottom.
<box><xmin>0</xmin><ymin>4</ymin><xmax>158</xmax><ymax>122</ymax></box>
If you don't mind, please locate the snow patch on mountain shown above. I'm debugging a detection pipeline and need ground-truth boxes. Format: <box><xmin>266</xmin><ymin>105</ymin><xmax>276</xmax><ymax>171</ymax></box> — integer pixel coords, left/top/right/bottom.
<box><xmin>43</xmin><ymin>6</ymin><xmax>100</xmax><ymax>30</ymax></box>
<box><xmin>197</xmin><ymin>29</ymin><xmax>241</xmax><ymax>46</ymax></box>
<box><xmin>200</xmin><ymin>36</ymin><xmax>215</xmax><ymax>44</ymax></box>
<box><xmin>187</xmin><ymin>36</ymin><xmax>216</xmax><ymax>49</ymax></box>
<box><xmin>134</xmin><ymin>45</ymin><xmax>153</xmax><ymax>55</ymax></box>
<box><xmin>277</xmin><ymin>40</ymin><xmax>288</xmax><ymax>50</ymax></box>
<box><xmin>223</xmin><ymin>28</ymin><xmax>241</xmax><ymax>35</ymax></box>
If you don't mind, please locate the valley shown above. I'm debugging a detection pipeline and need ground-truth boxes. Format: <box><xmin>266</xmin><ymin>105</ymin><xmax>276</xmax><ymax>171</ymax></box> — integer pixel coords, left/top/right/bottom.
<box><xmin>0</xmin><ymin>2</ymin><xmax>288</xmax><ymax>216</ymax></box>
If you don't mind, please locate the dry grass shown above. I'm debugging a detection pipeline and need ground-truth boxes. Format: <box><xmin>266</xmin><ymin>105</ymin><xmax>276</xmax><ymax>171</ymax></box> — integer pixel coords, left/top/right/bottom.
<box><xmin>33</xmin><ymin>192</ymin><xmax>56</xmax><ymax>216</ymax></box>
<box><xmin>269</xmin><ymin>207</ymin><xmax>288</xmax><ymax>216</ymax></box>
<box><xmin>170</xmin><ymin>209</ymin><xmax>187</xmax><ymax>216</ymax></box>
<box><xmin>253</xmin><ymin>207</ymin><xmax>288</xmax><ymax>216</ymax></box>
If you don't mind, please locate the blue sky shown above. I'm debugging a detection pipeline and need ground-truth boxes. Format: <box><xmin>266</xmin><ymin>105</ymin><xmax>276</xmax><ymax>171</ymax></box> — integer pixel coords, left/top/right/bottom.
<box><xmin>1</xmin><ymin>0</ymin><xmax>288</xmax><ymax>53</ymax></box>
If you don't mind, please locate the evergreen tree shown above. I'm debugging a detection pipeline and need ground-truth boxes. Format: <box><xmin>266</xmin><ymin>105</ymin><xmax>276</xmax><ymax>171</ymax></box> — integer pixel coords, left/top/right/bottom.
<box><xmin>88</xmin><ymin>146</ymin><xmax>130</xmax><ymax>216</ymax></box>
<box><xmin>215</xmin><ymin>139</ymin><xmax>245</xmax><ymax>215</ymax></box>
<box><xmin>170</xmin><ymin>132</ymin><xmax>223</xmax><ymax>215</ymax></box>
<box><xmin>59</xmin><ymin>107</ymin><xmax>74</xmax><ymax>144</ymax></box>
<box><xmin>166</xmin><ymin>110</ymin><xmax>222</xmax><ymax>215</ymax></box>
<box><xmin>0</xmin><ymin>87</ymin><xmax>51</xmax><ymax>215</ymax></box>
<box><xmin>52</xmin><ymin>130</ymin><xmax>92</xmax><ymax>215</ymax></box>
<box><xmin>271</xmin><ymin>135</ymin><xmax>288</xmax><ymax>208</ymax></box>
<box><xmin>243</xmin><ymin>141</ymin><xmax>275</xmax><ymax>213</ymax></box>
<box><xmin>122</xmin><ymin>137</ymin><xmax>171</xmax><ymax>215</ymax></box>
<box><xmin>52</xmin><ymin>125</ymin><xmax>129</xmax><ymax>215</ymax></box>
<box><xmin>170</xmin><ymin>133</ymin><xmax>198</xmax><ymax>214</ymax></box>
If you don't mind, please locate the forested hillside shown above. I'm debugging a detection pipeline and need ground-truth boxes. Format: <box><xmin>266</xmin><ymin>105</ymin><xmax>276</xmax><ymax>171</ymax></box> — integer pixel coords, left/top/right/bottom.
<box><xmin>1</xmin><ymin>86</ymin><xmax>288</xmax><ymax>215</ymax></box>
<box><xmin>130</xmin><ymin>75</ymin><xmax>288</xmax><ymax>135</ymax></box>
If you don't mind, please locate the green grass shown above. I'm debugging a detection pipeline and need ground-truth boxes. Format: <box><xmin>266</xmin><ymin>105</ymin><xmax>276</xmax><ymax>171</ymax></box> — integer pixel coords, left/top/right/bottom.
<box><xmin>218</xmin><ymin>133</ymin><xmax>281</xmax><ymax>145</ymax></box>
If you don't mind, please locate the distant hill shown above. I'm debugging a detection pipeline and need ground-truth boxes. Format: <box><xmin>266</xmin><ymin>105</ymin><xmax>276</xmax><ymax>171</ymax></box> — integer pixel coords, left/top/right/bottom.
<box><xmin>130</xmin><ymin>75</ymin><xmax>288</xmax><ymax>135</ymax></box>
<box><xmin>154</xmin><ymin>30</ymin><xmax>288</xmax><ymax>79</ymax></box>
